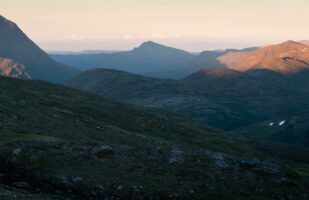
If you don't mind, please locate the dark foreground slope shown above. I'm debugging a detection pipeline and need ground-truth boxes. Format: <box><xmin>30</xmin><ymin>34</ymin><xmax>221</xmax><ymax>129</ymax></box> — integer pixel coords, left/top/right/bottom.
<box><xmin>0</xmin><ymin>76</ymin><xmax>308</xmax><ymax>199</ymax></box>
<box><xmin>0</xmin><ymin>15</ymin><xmax>79</xmax><ymax>83</ymax></box>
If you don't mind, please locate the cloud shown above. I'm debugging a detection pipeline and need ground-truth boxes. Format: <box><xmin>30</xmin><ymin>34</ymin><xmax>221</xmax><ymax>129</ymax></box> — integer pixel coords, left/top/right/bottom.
<box><xmin>61</xmin><ymin>34</ymin><xmax>86</xmax><ymax>41</ymax></box>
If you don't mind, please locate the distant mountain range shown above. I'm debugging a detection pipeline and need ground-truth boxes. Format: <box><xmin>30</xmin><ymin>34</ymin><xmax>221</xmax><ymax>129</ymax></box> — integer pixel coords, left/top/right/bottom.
<box><xmin>52</xmin><ymin>40</ymin><xmax>309</xmax><ymax>81</ymax></box>
<box><xmin>51</xmin><ymin>42</ymin><xmax>258</xmax><ymax>79</ymax></box>
<box><xmin>47</xmin><ymin>50</ymin><xmax>121</xmax><ymax>55</ymax></box>
<box><xmin>0</xmin><ymin>15</ymin><xmax>79</xmax><ymax>83</ymax></box>
<box><xmin>52</xmin><ymin>41</ymin><xmax>196</xmax><ymax>79</ymax></box>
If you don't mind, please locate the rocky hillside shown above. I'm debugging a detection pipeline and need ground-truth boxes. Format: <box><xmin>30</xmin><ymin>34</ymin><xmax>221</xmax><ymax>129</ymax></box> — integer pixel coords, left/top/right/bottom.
<box><xmin>0</xmin><ymin>15</ymin><xmax>79</xmax><ymax>83</ymax></box>
<box><xmin>0</xmin><ymin>76</ymin><xmax>308</xmax><ymax>199</ymax></box>
<box><xmin>0</xmin><ymin>58</ymin><xmax>31</xmax><ymax>79</ymax></box>
<box><xmin>67</xmin><ymin>68</ymin><xmax>305</xmax><ymax>136</ymax></box>
<box><xmin>218</xmin><ymin>40</ymin><xmax>309</xmax><ymax>74</ymax></box>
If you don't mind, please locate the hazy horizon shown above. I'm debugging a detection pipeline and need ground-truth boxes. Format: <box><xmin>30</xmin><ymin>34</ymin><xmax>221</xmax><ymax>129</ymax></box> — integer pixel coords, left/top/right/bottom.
<box><xmin>1</xmin><ymin>0</ymin><xmax>309</xmax><ymax>51</ymax></box>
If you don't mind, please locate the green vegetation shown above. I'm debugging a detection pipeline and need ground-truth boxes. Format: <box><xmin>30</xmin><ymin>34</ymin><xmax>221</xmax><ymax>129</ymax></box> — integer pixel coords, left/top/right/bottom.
<box><xmin>0</xmin><ymin>133</ymin><xmax>61</xmax><ymax>146</ymax></box>
<box><xmin>0</xmin><ymin>76</ymin><xmax>308</xmax><ymax>199</ymax></box>
<box><xmin>295</xmin><ymin>164</ymin><xmax>309</xmax><ymax>177</ymax></box>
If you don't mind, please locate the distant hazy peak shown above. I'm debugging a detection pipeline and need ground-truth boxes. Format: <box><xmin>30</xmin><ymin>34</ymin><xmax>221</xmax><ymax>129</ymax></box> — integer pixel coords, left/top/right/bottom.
<box><xmin>135</xmin><ymin>41</ymin><xmax>169</xmax><ymax>50</ymax></box>
<box><xmin>140</xmin><ymin>41</ymin><xmax>160</xmax><ymax>46</ymax></box>
<box><xmin>131</xmin><ymin>41</ymin><xmax>193</xmax><ymax>58</ymax></box>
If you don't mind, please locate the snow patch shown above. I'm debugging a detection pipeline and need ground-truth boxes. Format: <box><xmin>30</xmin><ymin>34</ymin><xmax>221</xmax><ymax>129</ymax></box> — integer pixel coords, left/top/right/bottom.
<box><xmin>279</xmin><ymin>120</ymin><xmax>286</xmax><ymax>126</ymax></box>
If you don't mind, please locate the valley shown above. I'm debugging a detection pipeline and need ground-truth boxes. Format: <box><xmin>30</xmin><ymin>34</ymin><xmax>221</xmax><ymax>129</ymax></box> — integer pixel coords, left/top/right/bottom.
<box><xmin>0</xmin><ymin>13</ymin><xmax>308</xmax><ymax>200</ymax></box>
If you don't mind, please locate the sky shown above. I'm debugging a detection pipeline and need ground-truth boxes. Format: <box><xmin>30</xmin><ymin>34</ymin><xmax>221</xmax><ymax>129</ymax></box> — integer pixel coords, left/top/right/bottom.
<box><xmin>1</xmin><ymin>0</ymin><xmax>309</xmax><ymax>52</ymax></box>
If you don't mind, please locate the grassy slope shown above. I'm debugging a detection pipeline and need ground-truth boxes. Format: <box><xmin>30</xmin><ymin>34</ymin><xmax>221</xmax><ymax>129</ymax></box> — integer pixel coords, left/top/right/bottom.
<box><xmin>68</xmin><ymin>68</ymin><xmax>305</xmax><ymax>132</ymax></box>
<box><xmin>235</xmin><ymin>112</ymin><xmax>309</xmax><ymax>148</ymax></box>
<box><xmin>0</xmin><ymin>76</ymin><xmax>308</xmax><ymax>199</ymax></box>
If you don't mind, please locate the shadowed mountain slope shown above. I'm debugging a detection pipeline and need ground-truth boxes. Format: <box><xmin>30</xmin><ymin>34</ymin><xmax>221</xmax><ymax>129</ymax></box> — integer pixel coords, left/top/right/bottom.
<box><xmin>68</xmin><ymin>68</ymin><xmax>304</xmax><ymax>133</ymax></box>
<box><xmin>187</xmin><ymin>47</ymin><xmax>257</xmax><ymax>72</ymax></box>
<box><xmin>236</xmin><ymin>112</ymin><xmax>309</xmax><ymax>148</ymax></box>
<box><xmin>0</xmin><ymin>15</ymin><xmax>79</xmax><ymax>83</ymax></box>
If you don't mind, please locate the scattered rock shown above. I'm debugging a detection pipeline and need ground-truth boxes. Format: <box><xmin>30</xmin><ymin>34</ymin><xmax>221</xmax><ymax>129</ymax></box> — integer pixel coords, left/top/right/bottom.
<box><xmin>258</xmin><ymin>162</ymin><xmax>282</xmax><ymax>174</ymax></box>
<box><xmin>30</xmin><ymin>155</ymin><xmax>38</xmax><ymax>162</ymax></box>
<box><xmin>13</xmin><ymin>182</ymin><xmax>29</xmax><ymax>189</ymax></box>
<box><xmin>168</xmin><ymin>149</ymin><xmax>184</xmax><ymax>164</ymax></box>
<box><xmin>202</xmin><ymin>179</ymin><xmax>216</xmax><ymax>191</ymax></box>
<box><xmin>12</xmin><ymin>148</ymin><xmax>22</xmax><ymax>156</ymax></box>
<box><xmin>239</xmin><ymin>158</ymin><xmax>260</xmax><ymax>169</ymax></box>
<box><xmin>92</xmin><ymin>145</ymin><xmax>113</xmax><ymax>157</ymax></box>
<box><xmin>72</xmin><ymin>177</ymin><xmax>83</xmax><ymax>183</ymax></box>
<box><xmin>213</xmin><ymin>153</ymin><xmax>228</xmax><ymax>168</ymax></box>
<box><xmin>60</xmin><ymin>176</ymin><xmax>69</xmax><ymax>186</ymax></box>
<box><xmin>239</xmin><ymin>159</ymin><xmax>282</xmax><ymax>174</ymax></box>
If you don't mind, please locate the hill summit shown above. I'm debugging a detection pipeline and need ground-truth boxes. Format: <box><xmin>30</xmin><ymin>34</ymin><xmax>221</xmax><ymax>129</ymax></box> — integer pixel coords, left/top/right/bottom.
<box><xmin>218</xmin><ymin>40</ymin><xmax>309</xmax><ymax>74</ymax></box>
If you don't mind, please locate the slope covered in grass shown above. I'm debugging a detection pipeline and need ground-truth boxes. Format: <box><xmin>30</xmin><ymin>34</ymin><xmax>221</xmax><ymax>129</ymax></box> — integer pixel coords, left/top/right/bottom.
<box><xmin>0</xmin><ymin>77</ymin><xmax>308</xmax><ymax>199</ymax></box>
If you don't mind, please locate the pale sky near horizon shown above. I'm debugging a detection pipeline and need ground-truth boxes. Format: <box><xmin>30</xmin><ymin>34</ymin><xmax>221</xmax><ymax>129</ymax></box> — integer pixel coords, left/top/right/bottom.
<box><xmin>1</xmin><ymin>0</ymin><xmax>309</xmax><ymax>51</ymax></box>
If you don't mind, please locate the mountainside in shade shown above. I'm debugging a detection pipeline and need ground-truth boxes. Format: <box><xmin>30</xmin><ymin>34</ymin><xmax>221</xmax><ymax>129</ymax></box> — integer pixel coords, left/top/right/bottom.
<box><xmin>245</xmin><ymin>68</ymin><xmax>309</xmax><ymax>95</ymax></box>
<box><xmin>218</xmin><ymin>40</ymin><xmax>309</xmax><ymax>74</ymax></box>
<box><xmin>67</xmin><ymin>68</ymin><xmax>306</xmax><ymax>136</ymax></box>
<box><xmin>0</xmin><ymin>15</ymin><xmax>79</xmax><ymax>83</ymax></box>
<box><xmin>51</xmin><ymin>41</ymin><xmax>194</xmax><ymax>79</ymax></box>
<box><xmin>67</xmin><ymin>68</ymin><xmax>187</xmax><ymax>99</ymax></box>
<box><xmin>235</xmin><ymin>112</ymin><xmax>309</xmax><ymax>148</ymax></box>
<box><xmin>183</xmin><ymin>68</ymin><xmax>309</xmax><ymax>130</ymax></box>
<box><xmin>185</xmin><ymin>51</ymin><xmax>227</xmax><ymax>72</ymax></box>
<box><xmin>0</xmin><ymin>76</ymin><xmax>308</xmax><ymax>199</ymax></box>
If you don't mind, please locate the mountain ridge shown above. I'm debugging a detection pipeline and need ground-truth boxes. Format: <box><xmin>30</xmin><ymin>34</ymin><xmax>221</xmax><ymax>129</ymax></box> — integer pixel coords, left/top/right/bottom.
<box><xmin>0</xmin><ymin>15</ymin><xmax>79</xmax><ymax>83</ymax></box>
<box><xmin>218</xmin><ymin>40</ymin><xmax>309</xmax><ymax>74</ymax></box>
